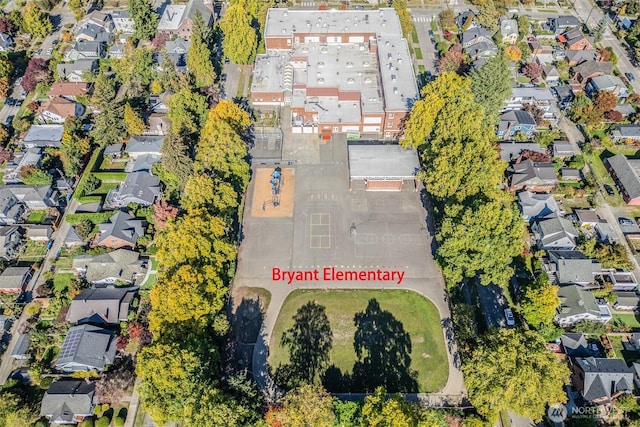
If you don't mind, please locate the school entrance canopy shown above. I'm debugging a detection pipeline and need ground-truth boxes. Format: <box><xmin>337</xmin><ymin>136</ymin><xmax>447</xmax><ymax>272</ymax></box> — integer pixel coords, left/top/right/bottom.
<box><xmin>347</xmin><ymin>143</ymin><xmax>420</xmax><ymax>191</ymax></box>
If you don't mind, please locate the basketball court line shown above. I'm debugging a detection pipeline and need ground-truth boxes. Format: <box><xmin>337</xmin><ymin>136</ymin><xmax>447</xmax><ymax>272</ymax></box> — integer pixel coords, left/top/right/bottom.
<box><xmin>310</xmin><ymin>213</ymin><xmax>331</xmax><ymax>248</ymax></box>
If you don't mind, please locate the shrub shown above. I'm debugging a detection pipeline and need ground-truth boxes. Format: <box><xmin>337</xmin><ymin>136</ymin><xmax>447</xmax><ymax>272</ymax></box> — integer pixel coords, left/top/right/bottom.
<box><xmin>114</xmin><ymin>415</ymin><xmax>126</xmax><ymax>427</ymax></box>
<box><xmin>95</xmin><ymin>417</ymin><xmax>109</xmax><ymax>427</ymax></box>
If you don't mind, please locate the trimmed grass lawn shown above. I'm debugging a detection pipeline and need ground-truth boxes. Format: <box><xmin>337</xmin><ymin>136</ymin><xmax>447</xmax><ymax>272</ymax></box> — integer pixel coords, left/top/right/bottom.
<box><xmin>414</xmin><ymin>47</ymin><xmax>423</xmax><ymax>60</ymax></box>
<box><xmin>613</xmin><ymin>313</ymin><xmax>640</xmax><ymax>331</ymax></box>
<box><xmin>19</xmin><ymin>240</ymin><xmax>47</xmax><ymax>260</ymax></box>
<box><xmin>411</xmin><ymin>30</ymin><xmax>419</xmax><ymax>44</ymax></box>
<box><xmin>26</xmin><ymin>210</ymin><xmax>47</xmax><ymax>224</ymax></box>
<box><xmin>269</xmin><ymin>289</ymin><xmax>448</xmax><ymax>392</ymax></box>
<box><xmin>608</xmin><ymin>334</ymin><xmax>640</xmax><ymax>364</ymax></box>
<box><xmin>90</xmin><ymin>182</ymin><xmax>119</xmax><ymax>196</ymax></box>
<box><xmin>53</xmin><ymin>273</ymin><xmax>75</xmax><ymax>292</ymax></box>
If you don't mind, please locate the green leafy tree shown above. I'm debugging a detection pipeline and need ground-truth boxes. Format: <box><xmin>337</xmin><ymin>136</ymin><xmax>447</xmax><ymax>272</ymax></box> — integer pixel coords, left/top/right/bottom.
<box><xmin>391</xmin><ymin>0</ymin><xmax>414</xmax><ymax>38</ymax></box>
<box><xmin>167</xmin><ymin>89</ymin><xmax>208</xmax><ymax>136</ymax></box>
<box><xmin>463</xmin><ymin>328</ymin><xmax>570</xmax><ymax>422</ymax></box>
<box><xmin>521</xmin><ymin>282</ymin><xmax>560</xmax><ymax>328</ymax></box>
<box><xmin>124</xmin><ymin>103</ymin><xmax>146</xmax><ymax>136</ymax></box>
<box><xmin>265</xmin><ymin>384</ymin><xmax>336</xmax><ymax>427</ymax></box>
<box><xmin>181</xmin><ymin>174</ymin><xmax>238</xmax><ymax>216</ymax></box>
<box><xmin>220</xmin><ymin>3</ymin><xmax>258</xmax><ymax>64</ymax></box>
<box><xmin>91</xmin><ymin>102</ymin><xmax>127</xmax><ymax>147</ymax></box>
<box><xmin>437</xmin><ymin>197</ymin><xmax>523</xmax><ymax>287</ymax></box>
<box><xmin>68</xmin><ymin>0</ymin><xmax>85</xmax><ymax>21</ymax></box>
<box><xmin>23</xmin><ymin>3</ymin><xmax>52</xmax><ymax>38</ymax></box>
<box><xmin>279</xmin><ymin>301</ymin><xmax>333</xmax><ymax>386</ymax></box>
<box><xmin>187</xmin><ymin>11</ymin><xmax>215</xmax><ymax>88</ymax></box>
<box><xmin>158</xmin><ymin>133</ymin><xmax>193</xmax><ymax>189</ymax></box>
<box><xmin>470</xmin><ymin>55</ymin><xmax>512</xmax><ymax>118</ymax></box>
<box><xmin>18</xmin><ymin>165</ymin><xmax>52</xmax><ymax>184</ymax></box>
<box><xmin>333</xmin><ymin>398</ymin><xmax>361</xmax><ymax>427</ymax></box>
<box><xmin>60</xmin><ymin>117</ymin><xmax>90</xmax><ymax>176</ymax></box>
<box><xmin>127</xmin><ymin>0</ymin><xmax>159</xmax><ymax>42</ymax></box>
<box><xmin>361</xmin><ymin>387</ymin><xmax>417</xmax><ymax>427</ymax></box>
<box><xmin>517</xmin><ymin>15</ymin><xmax>530</xmax><ymax>40</ymax></box>
<box><xmin>439</xmin><ymin>9</ymin><xmax>455</xmax><ymax>30</ymax></box>
<box><xmin>476</xmin><ymin>0</ymin><xmax>499</xmax><ymax>33</ymax></box>
<box><xmin>0</xmin><ymin>56</ymin><xmax>13</xmax><ymax>79</ymax></box>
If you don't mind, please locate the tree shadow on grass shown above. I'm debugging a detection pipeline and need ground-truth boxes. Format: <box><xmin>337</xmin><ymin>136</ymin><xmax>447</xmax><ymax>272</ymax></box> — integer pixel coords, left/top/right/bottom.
<box><xmin>350</xmin><ymin>298</ymin><xmax>418</xmax><ymax>393</ymax></box>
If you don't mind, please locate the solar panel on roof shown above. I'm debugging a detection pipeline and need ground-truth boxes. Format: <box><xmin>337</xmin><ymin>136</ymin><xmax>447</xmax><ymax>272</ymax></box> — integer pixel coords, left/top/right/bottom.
<box><xmin>59</xmin><ymin>328</ymin><xmax>83</xmax><ymax>359</ymax></box>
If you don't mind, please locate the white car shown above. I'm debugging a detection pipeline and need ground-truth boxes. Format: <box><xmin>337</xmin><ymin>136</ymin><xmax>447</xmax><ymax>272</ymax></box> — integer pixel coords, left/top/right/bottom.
<box><xmin>504</xmin><ymin>308</ymin><xmax>515</xmax><ymax>326</ymax></box>
<box><xmin>45</xmin><ymin>48</ymin><xmax>53</xmax><ymax>55</ymax></box>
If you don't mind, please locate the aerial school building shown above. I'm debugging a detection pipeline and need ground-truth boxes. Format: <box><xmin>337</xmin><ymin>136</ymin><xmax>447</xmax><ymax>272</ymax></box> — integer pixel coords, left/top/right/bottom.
<box><xmin>251</xmin><ymin>8</ymin><xmax>419</xmax><ymax>140</ymax></box>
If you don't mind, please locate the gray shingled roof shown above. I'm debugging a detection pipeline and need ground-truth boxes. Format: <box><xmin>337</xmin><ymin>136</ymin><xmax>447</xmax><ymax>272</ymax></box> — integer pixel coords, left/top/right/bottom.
<box><xmin>72</xmin><ymin>249</ymin><xmax>145</xmax><ymax>285</ymax></box>
<box><xmin>117</xmin><ymin>172</ymin><xmax>161</xmax><ymax>206</ymax></box>
<box><xmin>40</xmin><ymin>380</ymin><xmax>95</xmax><ymax>421</ymax></box>
<box><xmin>66</xmin><ymin>287</ymin><xmax>137</xmax><ymax>324</ymax></box>
<box><xmin>509</xmin><ymin>159</ymin><xmax>558</xmax><ymax>188</ymax></box>
<box><xmin>575</xmin><ymin>357</ymin><xmax>634</xmax><ymax>403</ymax></box>
<box><xmin>0</xmin><ymin>267</ymin><xmax>30</xmax><ymax>289</ymax></box>
<box><xmin>548</xmin><ymin>250</ymin><xmax>601</xmax><ymax>284</ymax></box>
<box><xmin>96</xmin><ymin>211</ymin><xmax>144</xmax><ymax>247</ymax></box>
<box><xmin>557</xmin><ymin>285</ymin><xmax>601</xmax><ymax>319</ymax></box>
<box><xmin>56</xmin><ymin>324</ymin><xmax>116</xmax><ymax>372</ymax></box>
<box><xmin>126</xmin><ymin>135</ymin><xmax>164</xmax><ymax>155</ymax></box>
<box><xmin>560</xmin><ymin>333</ymin><xmax>591</xmax><ymax>357</ymax></box>
<box><xmin>612</xmin><ymin>124</ymin><xmax>640</xmax><ymax>139</ymax></box>
<box><xmin>461</xmin><ymin>27</ymin><xmax>494</xmax><ymax>45</ymax></box>
<box><xmin>517</xmin><ymin>191</ymin><xmax>559</xmax><ymax>221</ymax></box>
<box><xmin>606</xmin><ymin>154</ymin><xmax>640</xmax><ymax>200</ymax></box>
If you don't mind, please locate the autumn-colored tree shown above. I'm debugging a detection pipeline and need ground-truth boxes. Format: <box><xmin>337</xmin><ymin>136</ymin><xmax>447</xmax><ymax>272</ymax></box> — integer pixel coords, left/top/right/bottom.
<box><xmin>0</xmin><ymin>77</ymin><xmax>9</xmax><ymax>99</ymax></box>
<box><xmin>438</xmin><ymin>8</ymin><xmax>455</xmax><ymax>30</ymax></box>
<box><xmin>521</xmin><ymin>282</ymin><xmax>560</xmax><ymax>328</ymax></box>
<box><xmin>437</xmin><ymin>45</ymin><xmax>465</xmax><ymax>73</ymax></box>
<box><xmin>151</xmin><ymin>200</ymin><xmax>178</xmax><ymax>230</ymax></box>
<box><xmin>361</xmin><ymin>387</ymin><xmax>418</xmax><ymax>427</ymax></box>
<box><xmin>464</xmin><ymin>328</ymin><xmax>569</xmax><ymax>422</ymax></box>
<box><xmin>220</xmin><ymin>3</ymin><xmax>257</xmax><ymax>64</ymax></box>
<box><xmin>605</xmin><ymin>110</ymin><xmax>624</xmax><ymax>122</ymax></box>
<box><xmin>593</xmin><ymin>90</ymin><xmax>618</xmax><ymax>112</ymax></box>
<box><xmin>208</xmin><ymin>99</ymin><xmax>251</xmax><ymax>134</ymax></box>
<box><xmin>124</xmin><ymin>103</ymin><xmax>146</xmax><ymax>136</ymax></box>
<box><xmin>505</xmin><ymin>45</ymin><xmax>522</xmax><ymax>62</ymax></box>
<box><xmin>265</xmin><ymin>385</ymin><xmax>336</xmax><ymax>427</ymax></box>
<box><xmin>0</xmin><ymin>147</ymin><xmax>11</xmax><ymax>164</ymax></box>
<box><xmin>391</xmin><ymin>0</ymin><xmax>414</xmax><ymax>39</ymax></box>
<box><xmin>0</xmin><ymin>125</ymin><xmax>9</xmax><ymax>144</ymax></box>
<box><xmin>181</xmin><ymin>174</ymin><xmax>238</xmax><ymax>216</ymax></box>
<box><xmin>0</xmin><ymin>56</ymin><xmax>13</xmax><ymax>80</ymax></box>
<box><xmin>18</xmin><ymin>165</ymin><xmax>52</xmax><ymax>184</ymax></box>
<box><xmin>22</xmin><ymin>57</ymin><xmax>51</xmax><ymax>92</ymax></box>
<box><xmin>524</xmin><ymin>103</ymin><xmax>544</xmax><ymax>125</ymax></box>
<box><xmin>95</xmin><ymin>356</ymin><xmax>136</xmax><ymax>405</ymax></box>
<box><xmin>23</xmin><ymin>3</ymin><xmax>52</xmax><ymax>38</ymax></box>
<box><xmin>522</xmin><ymin>62</ymin><xmax>543</xmax><ymax>80</ymax></box>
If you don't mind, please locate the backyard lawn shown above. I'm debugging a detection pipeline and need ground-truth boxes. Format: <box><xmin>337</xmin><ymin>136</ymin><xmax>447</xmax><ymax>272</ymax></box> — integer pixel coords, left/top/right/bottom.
<box><xmin>608</xmin><ymin>334</ymin><xmax>640</xmax><ymax>364</ymax></box>
<box><xmin>269</xmin><ymin>289</ymin><xmax>448</xmax><ymax>393</ymax></box>
<box><xmin>18</xmin><ymin>240</ymin><xmax>47</xmax><ymax>260</ymax></box>
<box><xmin>613</xmin><ymin>313</ymin><xmax>640</xmax><ymax>331</ymax></box>
<box><xmin>53</xmin><ymin>273</ymin><xmax>75</xmax><ymax>292</ymax></box>
<box><xmin>26</xmin><ymin>210</ymin><xmax>47</xmax><ymax>224</ymax></box>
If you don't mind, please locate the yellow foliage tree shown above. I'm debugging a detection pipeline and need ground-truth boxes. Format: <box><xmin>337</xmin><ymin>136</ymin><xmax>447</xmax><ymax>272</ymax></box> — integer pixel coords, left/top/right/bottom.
<box><xmin>505</xmin><ymin>45</ymin><xmax>522</xmax><ymax>62</ymax></box>
<box><xmin>124</xmin><ymin>103</ymin><xmax>146</xmax><ymax>136</ymax></box>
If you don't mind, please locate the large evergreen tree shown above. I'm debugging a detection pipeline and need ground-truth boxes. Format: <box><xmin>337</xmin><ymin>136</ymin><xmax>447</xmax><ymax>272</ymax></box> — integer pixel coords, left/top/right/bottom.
<box><xmin>187</xmin><ymin>11</ymin><xmax>215</xmax><ymax>88</ymax></box>
<box><xmin>470</xmin><ymin>55</ymin><xmax>513</xmax><ymax>118</ymax></box>
<box><xmin>127</xmin><ymin>0</ymin><xmax>158</xmax><ymax>42</ymax></box>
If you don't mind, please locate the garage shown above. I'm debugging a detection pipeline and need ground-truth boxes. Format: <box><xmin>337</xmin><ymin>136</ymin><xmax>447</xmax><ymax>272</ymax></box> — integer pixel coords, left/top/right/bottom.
<box><xmin>348</xmin><ymin>144</ymin><xmax>421</xmax><ymax>191</ymax></box>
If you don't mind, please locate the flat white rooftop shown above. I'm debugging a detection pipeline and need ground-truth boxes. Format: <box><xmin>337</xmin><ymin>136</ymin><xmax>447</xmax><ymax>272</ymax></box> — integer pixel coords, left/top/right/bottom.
<box><xmin>158</xmin><ymin>5</ymin><xmax>186</xmax><ymax>31</ymax></box>
<box><xmin>348</xmin><ymin>144</ymin><xmax>420</xmax><ymax>180</ymax></box>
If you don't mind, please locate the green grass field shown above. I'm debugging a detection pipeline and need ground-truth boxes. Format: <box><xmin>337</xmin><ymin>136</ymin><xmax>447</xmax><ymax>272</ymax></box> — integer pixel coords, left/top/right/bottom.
<box><xmin>613</xmin><ymin>313</ymin><xmax>640</xmax><ymax>330</ymax></box>
<box><xmin>53</xmin><ymin>273</ymin><xmax>75</xmax><ymax>292</ymax></box>
<box><xmin>26</xmin><ymin>210</ymin><xmax>47</xmax><ymax>224</ymax></box>
<box><xmin>269</xmin><ymin>289</ymin><xmax>448</xmax><ymax>392</ymax></box>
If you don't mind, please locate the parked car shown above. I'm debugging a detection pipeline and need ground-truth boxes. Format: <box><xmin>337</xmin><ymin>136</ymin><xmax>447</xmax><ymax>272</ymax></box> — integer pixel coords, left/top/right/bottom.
<box><xmin>504</xmin><ymin>308</ymin><xmax>515</xmax><ymax>326</ymax></box>
<box><xmin>52</xmin><ymin>39</ymin><xmax>59</xmax><ymax>45</ymax></box>
<box><xmin>619</xmin><ymin>217</ymin><xmax>634</xmax><ymax>226</ymax></box>
<box><xmin>604</xmin><ymin>184</ymin><xmax>615</xmax><ymax>196</ymax></box>
<box><xmin>45</xmin><ymin>47</ymin><xmax>53</xmax><ymax>55</ymax></box>
<box><xmin>4</xmin><ymin>115</ymin><xmax>13</xmax><ymax>126</ymax></box>
<box><xmin>6</xmin><ymin>98</ymin><xmax>15</xmax><ymax>106</ymax></box>
<box><xmin>626</xmin><ymin>72</ymin><xmax>636</xmax><ymax>82</ymax></box>
<box><xmin>35</xmin><ymin>49</ymin><xmax>42</xmax><ymax>56</ymax></box>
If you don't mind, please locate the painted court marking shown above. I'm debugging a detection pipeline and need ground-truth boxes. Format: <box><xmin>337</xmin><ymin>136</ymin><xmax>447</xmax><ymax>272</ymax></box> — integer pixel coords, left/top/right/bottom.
<box><xmin>310</xmin><ymin>212</ymin><xmax>331</xmax><ymax>249</ymax></box>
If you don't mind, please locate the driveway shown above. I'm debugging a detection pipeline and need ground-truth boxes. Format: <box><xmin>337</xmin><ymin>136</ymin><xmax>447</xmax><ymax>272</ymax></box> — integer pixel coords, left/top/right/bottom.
<box><xmin>476</xmin><ymin>281</ymin><xmax>510</xmax><ymax>329</ymax></box>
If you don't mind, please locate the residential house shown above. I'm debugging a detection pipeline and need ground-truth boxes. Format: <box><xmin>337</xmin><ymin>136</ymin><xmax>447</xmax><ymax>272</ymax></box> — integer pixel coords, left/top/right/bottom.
<box><xmin>64</xmin><ymin>40</ymin><xmax>106</xmax><ymax>61</ymax></box>
<box><xmin>64</xmin><ymin>226</ymin><xmax>84</xmax><ymax>248</ymax></box>
<box><xmin>111</xmin><ymin>10</ymin><xmax>134</xmax><ymax>33</ymax></box>
<box><xmin>559</xmin><ymin>166</ymin><xmax>579</xmax><ymax>180</ymax></box>
<box><xmin>0</xmin><ymin>267</ymin><xmax>31</xmax><ymax>293</ymax></box>
<box><xmin>572</xmin><ymin>60</ymin><xmax>613</xmax><ymax>85</ymax></box>
<box><xmin>553</xmin><ymin>85</ymin><xmax>575</xmax><ymax>110</ymax></box>
<box><xmin>560</xmin><ymin>27</ymin><xmax>592</xmax><ymax>51</ymax></box>
<box><xmin>596</xmin><ymin>220</ymin><xmax>617</xmax><ymax>244</ymax></box>
<box><xmin>0</xmin><ymin>33</ymin><xmax>14</xmax><ymax>52</ymax></box>
<box><xmin>107</xmin><ymin>172</ymin><xmax>161</xmax><ymax>207</ymax></box>
<box><xmin>108</xmin><ymin>43</ymin><xmax>124</xmax><ymax>59</ymax></box>
<box><xmin>572</xmin><ymin>357</ymin><xmax>633</xmax><ymax>405</ymax></box>
<box><xmin>532</xmin><ymin>213</ymin><xmax>579</xmax><ymax>250</ymax></box>
<box><xmin>149</xmin><ymin>92</ymin><xmax>170</xmax><ymax>113</ymax></box>
<box><xmin>3</xmin><ymin>148</ymin><xmax>42</xmax><ymax>184</ymax></box>
<box><xmin>40</xmin><ymin>380</ymin><xmax>95</xmax><ymax>425</ymax></box>
<box><xmin>145</xmin><ymin>114</ymin><xmax>170</xmax><ymax>136</ymax></box>
<box><xmin>565</xmin><ymin>49</ymin><xmax>601</xmax><ymax>66</ymax></box>
<box><xmin>504</xmin><ymin>87</ymin><xmax>557</xmax><ymax>122</ymax></box>
<box><xmin>614</xmin><ymin>292</ymin><xmax>639</xmax><ymax>310</ymax></box>
<box><xmin>11</xmin><ymin>334</ymin><xmax>30</xmax><ymax>360</ymax></box>
<box><xmin>75</xmin><ymin>23</ymin><xmax>111</xmax><ymax>43</ymax></box>
<box><xmin>104</xmin><ymin>143</ymin><xmax>123</xmax><ymax>158</ymax></box>
<box><xmin>56</xmin><ymin>324</ymin><xmax>116</xmax><ymax>372</ymax></box>
<box><xmin>66</xmin><ymin>287</ymin><xmax>138</xmax><ymax>324</ymax></box>
<box><xmin>553</xmin><ymin>140</ymin><xmax>577</xmax><ymax>158</ymax></box>
<box><xmin>126</xmin><ymin>154</ymin><xmax>161</xmax><ymax>173</ymax></box>
<box><xmin>38</xmin><ymin>97</ymin><xmax>84</xmax><ymax>123</ymax></box>
<box><xmin>57</xmin><ymin>59</ymin><xmax>98</xmax><ymax>82</ymax></box>
<box><xmin>548</xmin><ymin>15</ymin><xmax>580</xmax><ymax>34</ymax></box>
<box><xmin>164</xmin><ymin>38</ymin><xmax>190</xmax><ymax>72</ymax></box>
<box><xmin>600</xmin><ymin>270</ymin><xmax>638</xmax><ymax>291</ymax></box>
<box><xmin>500</xmin><ymin>18</ymin><xmax>518</xmax><ymax>44</ymax></box>
<box><xmin>498</xmin><ymin>141</ymin><xmax>546</xmax><ymax>163</ymax></box>
<box><xmin>508</xmin><ymin>159</ymin><xmax>559</xmax><ymax>193</ymax></box>
<box><xmin>2</xmin><ymin>185</ymin><xmax>59</xmax><ymax>210</ymax></box>
<box><xmin>542</xmin><ymin>65</ymin><xmax>561</xmax><ymax>84</ymax></box>
<box><xmin>157</xmin><ymin>0</ymin><xmax>214</xmax><ymax>41</ymax></box>
<box><xmin>556</xmin><ymin>285</ymin><xmax>612</xmax><ymax>326</ymax></box>
<box><xmin>0</xmin><ymin>188</ymin><xmax>25</xmax><ymax>225</ymax></box>
<box><xmin>94</xmin><ymin>211</ymin><xmax>145</xmax><ymax>249</ymax></box>
<box><xmin>546</xmin><ymin>250</ymin><xmax>602</xmax><ymax>286</ymax></box>
<box><xmin>461</xmin><ymin>27</ymin><xmax>494</xmax><ymax>47</ymax></box>
<box><xmin>23</xmin><ymin>124</ymin><xmax>64</xmax><ymax>148</ymax></box>
<box><xmin>605</xmin><ymin>154</ymin><xmax>640</xmax><ymax>205</ymax></box>
<box><xmin>455</xmin><ymin>10</ymin><xmax>476</xmax><ymax>29</ymax></box>
<box><xmin>81</xmin><ymin>11</ymin><xmax>114</xmax><ymax>33</ymax></box>
<box><xmin>47</xmin><ymin>82</ymin><xmax>91</xmax><ymax>101</ymax></box>
<box><xmin>464</xmin><ymin>41</ymin><xmax>498</xmax><ymax>61</ymax></box>
<box><xmin>498</xmin><ymin>110</ymin><xmax>537</xmax><ymax>139</ymax></box>
<box><xmin>25</xmin><ymin>225</ymin><xmax>53</xmax><ymax>242</ymax></box>
<box><xmin>575</xmin><ymin>209</ymin><xmax>600</xmax><ymax>227</ymax></box>
<box><xmin>586</xmin><ymin>75</ymin><xmax>629</xmax><ymax>98</ymax></box>
<box><xmin>611</xmin><ymin>124</ymin><xmax>640</xmax><ymax>143</ymax></box>
<box><xmin>126</xmin><ymin>135</ymin><xmax>164</xmax><ymax>159</ymax></box>
<box><xmin>72</xmin><ymin>249</ymin><xmax>146</xmax><ymax>285</ymax></box>
<box><xmin>517</xmin><ymin>191</ymin><xmax>560</xmax><ymax>222</ymax></box>
<box><xmin>560</xmin><ymin>333</ymin><xmax>593</xmax><ymax>357</ymax></box>
<box><xmin>0</xmin><ymin>226</ymin><xmax>24</xmax><ymax>260</ymax></box>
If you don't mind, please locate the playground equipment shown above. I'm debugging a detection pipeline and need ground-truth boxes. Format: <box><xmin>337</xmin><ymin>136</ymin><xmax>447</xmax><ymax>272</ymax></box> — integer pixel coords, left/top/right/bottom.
<box><xmin>263</xmin><ymin>167</ymin><xmax>283</xmax><ymax>210</ymax></box>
